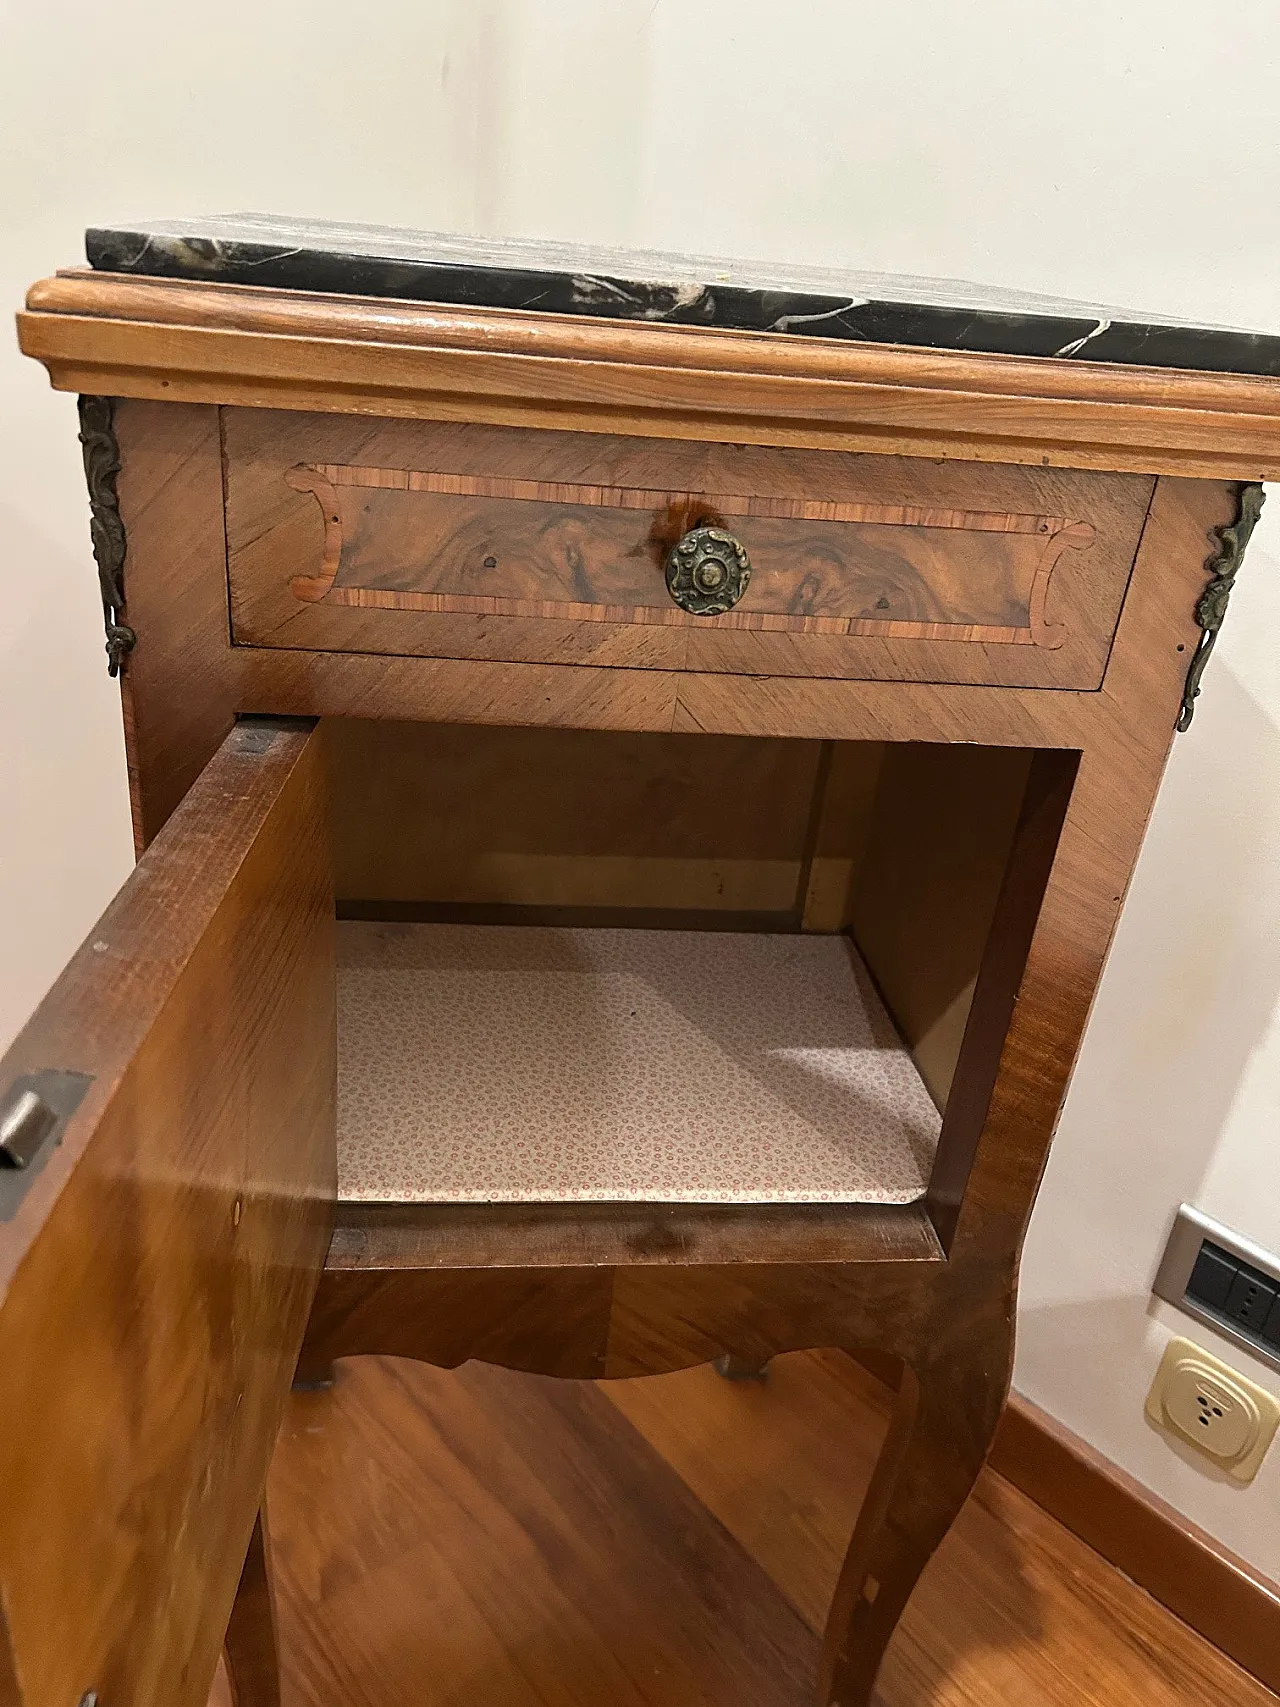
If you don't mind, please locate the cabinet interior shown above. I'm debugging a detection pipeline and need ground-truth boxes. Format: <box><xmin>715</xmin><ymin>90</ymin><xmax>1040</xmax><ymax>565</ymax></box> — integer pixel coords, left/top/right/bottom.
<box><xmin>326</xmin><ymin>720</ymin><xmax>1056</xmax><ymax>1213</ymax></box>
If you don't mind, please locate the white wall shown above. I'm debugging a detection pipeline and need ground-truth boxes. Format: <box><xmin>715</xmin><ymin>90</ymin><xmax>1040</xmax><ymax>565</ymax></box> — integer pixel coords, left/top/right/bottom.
<box><xmin>2</xmin><ymin>0</ymin><xmax>1278</xmax><ymax>1579</ymax></box>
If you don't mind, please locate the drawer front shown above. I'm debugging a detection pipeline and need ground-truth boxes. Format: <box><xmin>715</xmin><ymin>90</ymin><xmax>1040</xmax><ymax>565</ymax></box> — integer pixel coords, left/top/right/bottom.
<box><xmin>225</xmin><ymin>410</ymin><xmax>1155</xmax><ymax>689</ymax></box>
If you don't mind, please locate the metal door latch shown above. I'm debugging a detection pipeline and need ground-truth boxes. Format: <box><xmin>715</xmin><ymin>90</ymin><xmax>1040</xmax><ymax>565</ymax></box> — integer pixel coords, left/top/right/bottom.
<box><xmin>0</xmin><ymin>1089</ymin><xmax>57</xmax><ymax>1168</ymax></box>
<box><xmin>0</xmin><ymin>1071</ymin><xmax>92</xmax><ymax>1215</ymax></box>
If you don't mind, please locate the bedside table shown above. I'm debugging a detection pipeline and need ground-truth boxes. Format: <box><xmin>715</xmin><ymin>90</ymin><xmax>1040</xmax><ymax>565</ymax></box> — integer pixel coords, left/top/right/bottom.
<box><xmin>5</xmin><ymin>217</ymin><xmax>1277</xmax><ymax>1707</ymax></box>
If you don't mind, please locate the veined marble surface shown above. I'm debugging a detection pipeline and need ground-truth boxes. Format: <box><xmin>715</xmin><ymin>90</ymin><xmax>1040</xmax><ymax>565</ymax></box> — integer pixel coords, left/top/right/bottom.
<box><xmin>86</xmin><ymin>214</ymin><xmax>1280</xmax><ymax>376</ymax></box>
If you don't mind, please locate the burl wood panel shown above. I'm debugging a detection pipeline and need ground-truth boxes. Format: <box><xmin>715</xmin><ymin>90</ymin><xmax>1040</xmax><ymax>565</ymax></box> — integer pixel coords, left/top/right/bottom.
<box><xmin>223</xmin><ymin>411</ymin><xmax>1155</xmax><ymax>690</ymax></box>
<box><xmin>0</xmin><ymin>720</ymin><xmax>335</xmax><ymax>1707</ymax></box>
<box><xmin>287</xmin><ymin>465</ymin><xmax>1087</xmax><ymax>641</ymax></box>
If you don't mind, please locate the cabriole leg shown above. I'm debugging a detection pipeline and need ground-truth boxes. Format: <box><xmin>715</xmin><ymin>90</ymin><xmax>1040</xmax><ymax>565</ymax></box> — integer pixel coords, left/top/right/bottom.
<box><xmin>223</xmin><ymin>1509</ymin><xmax>281</xmax><ymax>1707</ymax></box>
<box><xmin>819</xmin><ymin>1325</ymin><xmax>1013</xmax><ymax>1705</ymax></box>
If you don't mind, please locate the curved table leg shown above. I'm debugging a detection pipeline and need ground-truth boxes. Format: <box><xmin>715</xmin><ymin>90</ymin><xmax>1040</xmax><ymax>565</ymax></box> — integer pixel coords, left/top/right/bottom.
<box><xmin>819</xmin><ymin>1323</ymin><xmax>1013</xmax><ymax>1705</ymax></box>
<box><xmin>223</xmin><ymin>1509</ymin><xmax>280</xmax><ymax>1707</ymax></box>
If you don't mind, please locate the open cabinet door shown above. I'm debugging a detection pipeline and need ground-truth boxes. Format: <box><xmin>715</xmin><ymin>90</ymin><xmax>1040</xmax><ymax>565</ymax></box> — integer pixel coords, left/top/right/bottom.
<box><xmin>0</xmin><ymin>718</ymin><xmax>334</xmax><ymax>1707</ymax></box>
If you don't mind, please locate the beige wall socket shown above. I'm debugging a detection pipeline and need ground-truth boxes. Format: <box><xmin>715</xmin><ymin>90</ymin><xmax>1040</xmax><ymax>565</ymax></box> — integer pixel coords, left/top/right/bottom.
<box><xmin>1145</xmin><ymin>1336</ymin><xmax>1280</xmax><ymax>1484</ymax></box>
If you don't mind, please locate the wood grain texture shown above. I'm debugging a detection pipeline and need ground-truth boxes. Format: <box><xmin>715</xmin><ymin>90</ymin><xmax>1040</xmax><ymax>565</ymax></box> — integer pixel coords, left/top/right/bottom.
<box><xmin>97</xmin><ymin>404</ymin><xmax>1232</xmax><ymax>1699</ymax></box>
<box><xmin>800</xmin><ymin>742</ymin><xmax>885</xmax><ymax>933</ymax></box>
<box><xmin>0</xmin><ymin>1605</ymin><xmax>19</xmax><ymax>1707</ymax></box>
<box><xmin>276</xmin><ymin>481</ymin><xmax>1237</xmax><ymax>1704</ymax></box>
<box><xmin>299</xmin><ymin>1200</ymin><xmax>944</xmax><ymax>1386</ymax></box>
<box><xmin>300</xmin><ymin>1202</ymin><xmax>1008</xmax><ymax>1704</ymax></box>
<box><xmin>322</xmin><ymin>1199</ymin><xmax>944</xmax><ymax>1270</ymax></box>
<box><xmin>283</xmin><ymin>463</ymin><xmax>1089</xmax><ymax>643</ymax></box>
<box><xmin>22</xmin><ymin>270</ymin><xmax>1280</xmax><ymax>479</ymax></box>
<box><xmin>926</xmin><ymin>748</ymin><xmax>1080</xmax><ymax>1250</ymax></box>
<box><xmin>829</xmin><ymin>1347</ymin><xmax>1280</xmax><ymax>1695</ymax></box>
<box><xmin>224</xmin><ymin>410</ymin><xmax>1151</xmax><ymax>690</ymax></box>
<box><xmin>851</xmin><ymin>743</ymin><xmax>1033</xmax><ymax>1105</ymax></box>
<box><xmin>276</xmin><ymin>1358</ymin><xmax>819</xmax><ymax>1707</ymax></box>
<box><xmin>0</xmin><ymin>719</ymin><xmax>335</xmax><ymax>1707</ymax></box>
<box><xmin>223</xmin><ymin>1514</ymin><xmax>281</xmax><ymax>1707</ymax></box>
<box><xmin>939</xmin><ymin>479</ymin><xmax>1233</xmax><ymax>1267</ymax></box>
<box><xmin>817</xmin><ymin>756</ymin><xmax>1083</xmax><ymax>1692</ymax></box>
<box><xmin>221</xmin><ymin>1349</ymin><xmax>1277</xmax><ymax>1707</ymax></box>
<box><xmin>992</xmin><ymin>1392</ymin><xmax>1280</xmax><ymax>1696</ymax></box>
<box><xmin>114</xmin><ymin>400</ymin><xmax>243</xmax><ymax>847</ymax></box>
<box><xmin>328</xmin><ymin>719</ymin><xmax>826</xmax><ymax>918</ymax></box>
<box><xmin>614</xmin><ymin>1353</ymin><xmax>1280</xmax><ymax>1704</ymax></box>
<box><xmin>110</xmin><ymin>405</ymin><xmax>1228</xmax><ymax>783</ymax></box>
<box><xmin>89</xmin><ymin>379</ymin><xmax>1249</xmax><ymax>1703</ymax></box>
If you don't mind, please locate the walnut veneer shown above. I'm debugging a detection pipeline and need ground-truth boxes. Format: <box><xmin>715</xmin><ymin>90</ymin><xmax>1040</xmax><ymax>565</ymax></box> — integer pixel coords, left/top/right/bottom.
<box><xmin>3</xmin><ymin>259</ymin><xmax>1273</xmax><ymax>1707</ymax></box>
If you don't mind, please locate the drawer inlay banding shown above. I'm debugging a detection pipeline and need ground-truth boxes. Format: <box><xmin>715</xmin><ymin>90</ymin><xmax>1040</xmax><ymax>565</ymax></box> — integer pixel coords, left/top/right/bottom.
<box><xmin>285</xmin><ymin>461</ymin><xmax>1094</xmax><ymax>649</ymax></box>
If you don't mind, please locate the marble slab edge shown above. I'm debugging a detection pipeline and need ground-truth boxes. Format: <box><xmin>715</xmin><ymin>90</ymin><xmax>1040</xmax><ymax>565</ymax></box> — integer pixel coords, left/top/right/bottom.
<box><xmin>85</xmin><ymin>225</ymin><xmax>1280</xmax><ymax>379</ymax></box>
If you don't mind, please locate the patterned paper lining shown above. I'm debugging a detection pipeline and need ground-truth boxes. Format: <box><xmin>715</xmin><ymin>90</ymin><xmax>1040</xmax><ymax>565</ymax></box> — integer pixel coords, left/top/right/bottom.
<box><xmin>337</xmin><ymin>922</ymin><xmax>940</xmax><ymax>1204</ymax></box>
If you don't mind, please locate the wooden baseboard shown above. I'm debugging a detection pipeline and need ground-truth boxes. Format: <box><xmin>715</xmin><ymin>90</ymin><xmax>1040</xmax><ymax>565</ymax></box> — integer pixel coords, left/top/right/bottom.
<box><xmin>992</xmin><ymin>1392</ymin><xmax>1280</xmax><ymax>1696</ymax></box>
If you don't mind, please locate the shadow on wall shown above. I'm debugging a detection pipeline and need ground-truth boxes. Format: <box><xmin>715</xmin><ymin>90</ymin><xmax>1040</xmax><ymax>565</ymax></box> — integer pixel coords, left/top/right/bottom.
<box><xmin>1027</xmin><ymin>656</ymin><xmax>1280</xmax><ymax>1290</ymax></box>
<box><xmin>1017</xmin><ymin>653</ymin><xmax>1280</xmax><ymax>1574</ymax></box>
<box><xmin>470</xmin><ymin>0</ymin><xmax>656</xmax><ymax>241</ymax></box>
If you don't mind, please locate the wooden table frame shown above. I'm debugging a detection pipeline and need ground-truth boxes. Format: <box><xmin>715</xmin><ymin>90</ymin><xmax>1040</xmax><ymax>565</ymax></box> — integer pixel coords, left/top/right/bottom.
<box><xmin>6</xmin><ymin>267</ymin><xmax>1276</xmax><ymax>1707</ymax></box>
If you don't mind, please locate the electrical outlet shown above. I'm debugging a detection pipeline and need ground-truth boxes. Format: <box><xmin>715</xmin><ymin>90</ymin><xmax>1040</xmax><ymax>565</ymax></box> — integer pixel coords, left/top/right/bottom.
<box><xmin>1145</xmin><ymin>1337</ymin><xmax>1280</xmax><ymax>1483</ymax></box>
<box><xmin>1153</xmin><ymin>1206</ymin><xmax>1280</xmax><ymax>1375</ymax></box>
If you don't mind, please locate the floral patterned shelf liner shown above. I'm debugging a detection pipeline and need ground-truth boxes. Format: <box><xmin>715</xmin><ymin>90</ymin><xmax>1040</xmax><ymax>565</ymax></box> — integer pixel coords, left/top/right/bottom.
<box><xmin>337</xmin><ymin>921</ymin><xmax>940</xmax><ymax>1205</ymax></box>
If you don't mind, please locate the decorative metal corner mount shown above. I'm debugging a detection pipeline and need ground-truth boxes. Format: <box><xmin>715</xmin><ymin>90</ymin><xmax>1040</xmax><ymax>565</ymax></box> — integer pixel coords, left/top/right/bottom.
<box><xmin>1176</xmin><ymin>482</ymin><xmax>1266</xmax><ymax>732</ymax></box>
<box><xmin>77</xmin><ymin>395</ymin><xmax>136</xmax><ymax>677</ymax></box>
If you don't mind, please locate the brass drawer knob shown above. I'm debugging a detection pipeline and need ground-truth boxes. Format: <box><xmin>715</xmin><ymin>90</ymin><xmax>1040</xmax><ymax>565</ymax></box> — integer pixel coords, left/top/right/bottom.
<box><xmin>665</xmin><ymin>525</ymin><xmax>751</xmax><ymax>615</ymax></box>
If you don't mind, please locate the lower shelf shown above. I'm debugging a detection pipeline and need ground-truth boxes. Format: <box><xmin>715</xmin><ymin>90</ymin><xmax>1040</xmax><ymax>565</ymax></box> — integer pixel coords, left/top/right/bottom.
<box><xmin>337</xmin><ymin>922</ymin><xmax>940</xmax><ymax>1205</ymax></box>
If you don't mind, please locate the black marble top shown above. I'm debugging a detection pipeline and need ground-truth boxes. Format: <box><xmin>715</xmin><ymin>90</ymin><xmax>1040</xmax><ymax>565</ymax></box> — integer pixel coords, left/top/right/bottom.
<box><xmin>86</xmin><ymin>215</ymin><xmax>1280</xmax><ymax>378</ymax></box>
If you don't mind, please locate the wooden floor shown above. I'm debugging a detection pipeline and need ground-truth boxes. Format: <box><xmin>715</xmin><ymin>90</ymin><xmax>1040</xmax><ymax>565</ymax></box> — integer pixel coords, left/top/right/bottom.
<box><xmin>215</xmin><ymin>1350</ymin><xmax>1277</xmax><ymax>1707</ymax></box>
